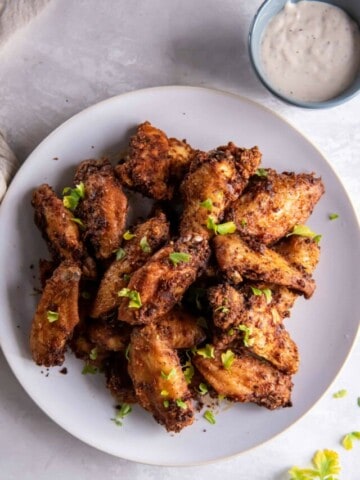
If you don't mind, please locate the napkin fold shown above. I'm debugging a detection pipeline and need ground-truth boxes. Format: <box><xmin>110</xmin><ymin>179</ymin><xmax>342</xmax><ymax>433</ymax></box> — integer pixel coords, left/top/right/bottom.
<box><xmin>0</xmin><ymin>0</ymin><xmax>51</xmax><ymax>202</ymax></box>
<box><xmin>0</xmin><ymin>132</ymin><xmax>19</xmax><ymax>202</ymax></box>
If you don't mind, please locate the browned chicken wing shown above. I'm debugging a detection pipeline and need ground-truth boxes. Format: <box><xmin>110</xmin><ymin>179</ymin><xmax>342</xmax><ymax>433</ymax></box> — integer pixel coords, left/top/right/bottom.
<box><xmin>128</xmin><ymin>324</ymin><xmax>194</xmax><ymax>432</ymax></box>
<box><xmin>155</xmin><ymin>307</ymin><xmax>206</xmax><ymax>348</ymax></box>
<box><xmin>115</xmin><ymin>122</ymin><xmax>195</xmax><ymax>200</ymax></box>
<box><xmin>193</xmin><ymin>348</ymin><xmax>293</xmax><ymax>409</ymax></box>
<box><xmin>228</xmin><ymin>170</ymin><xmax>325</xmax><ymax>245</ymax></box>
<box><xmin>180</xmin><ymin>144</ymin><xmax>261</xmax><ymax>238</ymax></box>
<box><xmin>30</xmin><ymin>261</ymin><xmax>81</xmax><ymax>366</ymax></box>
<box><xmin>214</xmin><ymin>233</ymin><xmax>315</xmax><ymax>298</ymax></box>
<box><xmin>91</xmin><ymin>211</ymin><xmax>170</xmax><ymax>318</ymax></box>
<box><xmin>210</xmin><ymin>283</ymin><xmax>299</xmax><ymax>374</ymax></box>
<box><xmin>118</xmin><ymin>236</ymin><xmax>210</xmax><ymax>325</ymax></box>
<box><xmin>74</xmin><ymin>158</ymin><xmax>128</xmax><ymax>260</ymax></box>
<box><xmin>32</xmin><ymin>184</ymin><xmax>96</xmax><ymax>278</ymax></box>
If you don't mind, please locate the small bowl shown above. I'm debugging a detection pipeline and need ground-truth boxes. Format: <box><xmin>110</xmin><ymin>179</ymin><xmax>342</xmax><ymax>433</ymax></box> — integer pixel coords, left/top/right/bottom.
<box><xmin>249</xmin><ymin>0</ymin><xmax>360</xmax><ymax>108</ymax></box>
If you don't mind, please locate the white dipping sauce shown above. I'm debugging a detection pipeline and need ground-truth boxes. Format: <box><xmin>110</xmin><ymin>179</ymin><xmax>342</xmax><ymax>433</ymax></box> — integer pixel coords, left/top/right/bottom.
<box><xmin>260</xmin><ymin>1</ymin><xmax>360</xmax><ymax>102</ymax></box>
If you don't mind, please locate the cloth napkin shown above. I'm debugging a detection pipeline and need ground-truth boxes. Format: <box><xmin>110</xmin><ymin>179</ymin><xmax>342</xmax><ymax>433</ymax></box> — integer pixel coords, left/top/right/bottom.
<box><xmin>0</xmin><ymin>0</ymin><xmax>51</xmax><ymax>201</ymax></box>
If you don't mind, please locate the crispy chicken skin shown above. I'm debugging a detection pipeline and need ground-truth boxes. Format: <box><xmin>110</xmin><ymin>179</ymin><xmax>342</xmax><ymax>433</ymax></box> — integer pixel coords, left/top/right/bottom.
<box><xmin>115</xmin><ymin>122</ymin><xmax>195</xmax><ymax>200</ymax></box>
<box><xmin>193</xmin><ymin>348</ymin><xmax>293</xmax><ymax>409</ymax></box>
<box><xmin>214</xmin><ymin>233</ymin><xmax>315</xmax><ymax>298</ymax></box>
<box><xmin>118</xmin><ymin>237</ymin><xmax>210</xmax><ymax>325</ymax></box>
<box><xmin>180</xmin><ymin>144</ymin><xmax>261</xmax><ymax>238</ymax></box>
<box><xmin>273</xmin><ymin>236</ymin><xmax>320</xmax><ymax>276</ymax></box>
<box><xmin>32</xmin><ymin>184</ymin><xmax>96</xmax><ymax>278</ymax></box>
<box><xmin>105</xmin><ymin>355</ymin><xmax>137</xmax><ymax>404</ymax></box>
<box><xmin>155</xmin><ymin>307</ymin><xmax>206</xmax><ymax>348</ymax></box>
<box><xmin>128</xmin><ymin>324</ymin><xmax>194</xmax><ymax>432</ymax></box>
<box><xmin>74</xmin><ymin>158</ymin><xmax>128</xmax><ymax>260</ymax></box>
<box><xmin>91</xmin><ymin>211</ymin><xmax>169</xmax><ymax>318</ymax></box>
<box><xmin>210</xmin><ymin>283</ymin><xmax>299</xmax><ymax>374</ymax></box>
<box><xmin>87</xmin><ymin>318</ymin><xmax>132</xmax><ymax>352</ymax></box>
<box><xmin>30</xmin><ymin>261</ymin><xmax>81</xmax><ymax>367</ymax></box>
<box><xmin>228</xmin><ymin>170</ymin><xmax>325</xmax><ymax>245</ymax></box>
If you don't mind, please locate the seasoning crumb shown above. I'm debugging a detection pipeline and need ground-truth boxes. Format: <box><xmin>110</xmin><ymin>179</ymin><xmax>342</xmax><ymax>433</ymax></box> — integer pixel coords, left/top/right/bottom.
<box><xmin>59</xmin><ymin>367</ymin><xmax>68</xmax><ymax>375</ymax></box>
<box><xmin>91</xmin><ymin>145</ymin><xmax>95</xmax><ymax>149</ymax></box>
<box><xmin>53</xmin><ymin>157</ymin><xmax>59</xmax><ymax>161</ymax></box>
<box><xmin>30</xmin><ymin>264</ymin><xmax>34</xmax><ymax>269</ymax></box>
<box><xmin>16</xmin><ymin>325</ymin><xmax>20</xmax><ymax>329</ymax></box>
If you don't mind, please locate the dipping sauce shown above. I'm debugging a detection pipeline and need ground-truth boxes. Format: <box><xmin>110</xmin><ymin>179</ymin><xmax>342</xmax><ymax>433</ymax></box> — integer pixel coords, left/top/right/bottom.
<box><xmin>260</xmin><ymin>1</ymin><xmax>360</xmax><ymax>102</ymax></box>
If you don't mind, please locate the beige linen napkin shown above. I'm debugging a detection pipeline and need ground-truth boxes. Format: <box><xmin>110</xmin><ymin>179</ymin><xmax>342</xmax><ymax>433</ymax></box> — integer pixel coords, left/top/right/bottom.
<box><xmin>0</xmin><ymin>0</ymin><xmax>51</xmax><ymax>201</ymax></box>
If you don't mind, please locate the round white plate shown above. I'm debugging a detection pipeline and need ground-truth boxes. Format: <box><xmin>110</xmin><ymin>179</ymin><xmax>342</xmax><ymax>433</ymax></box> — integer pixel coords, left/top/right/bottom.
<box><xmin>0</xmin><ymin>86</ymin><xmax>359</xmax><ymax>466</ymax></box>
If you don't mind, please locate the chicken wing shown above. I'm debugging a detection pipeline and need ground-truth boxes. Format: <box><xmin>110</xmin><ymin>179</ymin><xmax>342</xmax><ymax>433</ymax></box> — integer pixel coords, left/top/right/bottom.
<box><xmin>118</xmin><ymin>236</ymin><xmax>210</xmax><ymax>325</ymax></box>
<box><xmin>209</xmin><ymin>283</ymin><xmax>299</xmax><ymax>374</ymax></box>
<box><xmin>193</xmin><ymin>348</ymin><xmax>292</xmax><ymax>409</ymax></box>
<box><xmin>128</xmin><ymin>324</ymin><xmax>194</xmax><ymax>432</ymax></box>
<box><xmin>115</xmin><ymin>122</ymin><xmax>195</xmax><ymax>200</ymax></box>
<box><xmin>74</xmin><ymin>158</ymin><xmax>128</xmax><ymax>259</ymax></box>
<box><xmin>30</xmin><ymin>260</ymin><xmax>81</xmax><ymax>366</ymax></box>
<box><xmin>155</xmin><ymin>307</ymin><xmax>206</xmax><ymax>349</ymax></box>
<box><xmin>180</xmin><ymin>144</ymin><xmax>261</xmax><ymax>238</ymax></box>
<box><xmin>87</xmin><ymin>318</ymin><xmax>132</xmax><ymax>352</ymax></box>
<box><xmin>32</xmin><ymin>184</ymin><xmax>96</xmax><ymax>278</ymax></box>
<box><xmin>90</xmin><ymin>211</ymin><xmax>170</xmax><ymax>318</ymax></box>
<box><xmin>228</xmin><ymin>170</ymin><xmax>325</xmax><ymax>245</ymax></box>
<box><xmin>214</xmin><ymin>233</ymin><xmax>315</xmax><ymax>298</ymax></box>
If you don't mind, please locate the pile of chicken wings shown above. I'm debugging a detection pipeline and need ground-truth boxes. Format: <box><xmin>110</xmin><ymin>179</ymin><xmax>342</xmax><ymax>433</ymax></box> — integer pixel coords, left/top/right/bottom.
<box><xmin>30</xmin><ymin>121</ymin><xmax>324</xmax><ymax>432</ymax></box>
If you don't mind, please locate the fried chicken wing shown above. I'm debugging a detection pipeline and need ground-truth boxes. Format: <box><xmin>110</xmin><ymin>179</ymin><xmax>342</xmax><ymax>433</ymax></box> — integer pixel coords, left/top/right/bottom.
<box><xmin>105</xmin><ymin>354</ymin><xmax>137</xmax><ymax>404</ymax></box>
<box><xmin>214</xmin><ymin>233</ymin><xmax>315</xmax><ymax>298</ymax></box>
<box><xmin>118</xmin><ymin>236</ymin><xmax>210</xmax><ymax>325</ymax></box>
<box><xmin>180</xmin><ymin>144</ymin><xmax>261</xmax><ymax>238</ymax></box>
<box><xmin>210</xmin><ymin>283</ymin><xmax>299</xmax><ymax>374</ymax></box>
<box><xmin>30</xmin><ymin>261</ymin><xmax>81</xmax><ymax>366</ymax></box>
<box><xmin>228</xmin><ymin>170</ymin><xmax>324</xmax><ymax>245</ymax></box>
<box><xmin>155</xmin><ymin>307</ymin><xmax>206</xmax><ymax>348</ymax></box>
<box><xmin>128</xmin><ymin>324</ymin><xmax>194</xmax><ymax>432</ymax></box>
<box><xmin>74</xmin><ymin>158</ymin><xmax>128</xmax><ymax>259</ymax></box>
<box><xmin>32</xmin><ymin>184</ymin><xmax>96</xmax><ymax>278</ymax></box>
<box><xmin>193</xmin><ymin>348</ymin><xmax>292</xmax><ymax>409</ymax></box>
<box><xmin>115</xmin><ymin>122</ymin><xmax>195</xmax><ymax>200</ymax></box>
<box><xmin>91</xmin><ymin>211</ymin><xmax>170</xmax><ymax>318</ymax></box>
<box><xmin>87</xmin><ymin>318</ymin><xmax>132</xmax><ymax>352</ymax></box>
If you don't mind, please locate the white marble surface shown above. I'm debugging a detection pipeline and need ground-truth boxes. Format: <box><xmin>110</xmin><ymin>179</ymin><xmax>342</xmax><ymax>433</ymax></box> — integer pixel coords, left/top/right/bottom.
<box><xmin>0</xmin><ymin>1</ymin><xmax>359</xmax><ymax>479</ymax></box>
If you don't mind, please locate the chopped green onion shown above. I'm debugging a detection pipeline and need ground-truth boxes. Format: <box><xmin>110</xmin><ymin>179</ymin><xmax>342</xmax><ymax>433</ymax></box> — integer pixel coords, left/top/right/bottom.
<box><xmin>182</xmin><ymin>361</ymin><xmax>194</xmax><ymax>384</ymax></box>
<box><xmin>117</xmin><ymin>288</ymin><xmax>142</xmax><ymax>309</ymax></box>
<box><xmin>160</xmin><ymin>390</ymin><xmax>169</xmax><ymax>397</ymax></box>
<box><xmin>176</xmin><ymin>399</ymin><xmax>187</xmax><ymax>409</ymax></box>
<box><xmin>111</xmin><ymin>403</ymin><xmax>132</xmax><ymax>426</ymax></box>
<box><xmin>115</xmin><ymin>248</ymin><xmax>126</xmax><ymax>260</ymax></box>
<box><xmin>203</xmin><ymin>410</ymin><xmax>216</xmax><ymax>425</ymax></box>
<box><xmin>250</xmin><ymin>286</ymin><xmax>272</xmax><ymax>304</ymax></box>
<box><xmin>206</xmin><ymin>216</ymin><xmax>236</xmax><ymax>235</ymax></box>
<box><xmin>255</xmin><ymin>168</ymin><xmax>268</xmax><ymax>177</ymax></box>
<box><xmin>287</xmin><ymin>224</ymin><xmax>320</xmax><ymax>240</ymax></box>
<box><xmin>163</xmin><ymin>400</ymin><xmax>169</xmax><ymax>408</ymax></box>
<box><xmin>221</xmin><ymin>349</ymin><xmax>235</xmax><ymax>370</ymax></box>
<box><xmin>313</xmin><ymin>234</ymin><xmax>322</xmax><ymax>243</ymax></box>
<box><xmin>333</xmin><ymin>389</ymin><xmax>347</xmax><ymax>398</ymax></box>
<box><xmin>89</xmin><ymin>347</ymin><xmax>98</xmax><ymax>360</ymax></box>
<box><xmin>237</xmin><ymin>324</ymin><xmax>254</xmax><ymax>347</ymax></box>
<box><xmin>47</xmin><ymin>310</ymin><xmax>59</xmax><ymax>323</ymax></box>
<box><xmin>358</xmin><ymin>397</ymin><xmax>360</xmax><ymax>408</ymax></box>
<box><xmin>329</xmin><ymin>213</ymin><xmax>339</xmax><ymax>220</ymax></box>
<box><xmin>169</xmin><ymin>252</ymin><xmax>191</xmax><ymax>266</ymax></box>
<box><xmin>250</xmin><ymin>286</ymin><xmax>262</xmax><ymax>296</ymax></box>
<box><xmin>342</xmin><ymin>432</ymin><xmax>360</xmax><ymax>450</ymax></box>
<box><xmin>196</xmin><ymin>344</ymin><xmax>215</xmax><ymax>359</ymax></box>
<box><xmin>82</xmin><ymin>363</ymin><xmax>98</xmax><ymax>375</ymax></box>
<box><xmin>240</xmin><ymin>219</ymin><xmax>247</xmax><ymax>227</ymax></box>
<box><xmin>123</xmin><ymin>230</ymin><xmax>135</xmax><ymax>240</ymax></box>
<box><xmin>123</xmin><ymin>273</ymin><xmax>131</xmax><ymax>282</ymax></box>
<box><xmin>139</xmin><ymin>236</ymin><xmax>151</xmax><ymax>253</ymax></box>
<box><xmin>198</xmin><ymin>383</ymin><xmax>208</xmax><ymax>395</ymax></box>
<box><xmin>71</xmin><ymin>217</ymin><xmax>85</xmax><ymax>228</ymax></box>
<box><xmin>62</xmin><ymin>182</ymin><xmax>85</xmax><ymax>211</ymax></box>
<box><xmin>200</xmin><ymin>198</ymin><xmax>213</xmax><ymax>212</ymax></box>
<box><xmin>215</xmin><ymin>305</ymin><xmax>229</xmax><ymax>314</ymax></box>
<box><xmin>161</xmin><ymin>368</ymin><xmax>176</xmax><ymax>380</ymax></box>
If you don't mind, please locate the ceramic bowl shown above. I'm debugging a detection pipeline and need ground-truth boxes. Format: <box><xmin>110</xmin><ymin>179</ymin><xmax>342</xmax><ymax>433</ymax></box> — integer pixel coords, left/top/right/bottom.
<box><xmin>249</xmin><ymin>0</ymin><xmax>360</xmax><ymax>108</ymax></box>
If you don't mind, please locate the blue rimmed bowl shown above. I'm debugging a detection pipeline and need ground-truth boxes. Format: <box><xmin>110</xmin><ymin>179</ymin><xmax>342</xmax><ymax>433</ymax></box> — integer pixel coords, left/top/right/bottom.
<box><xmin>249</xmin><ymin>0</ymin><xmax>360</xmax><ymax>108</ymax></box>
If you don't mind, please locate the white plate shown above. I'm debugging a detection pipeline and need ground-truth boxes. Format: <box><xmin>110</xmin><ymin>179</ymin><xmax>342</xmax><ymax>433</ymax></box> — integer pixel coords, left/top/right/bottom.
<box><xmin>0</xmin><ymin>86</ymin><xmax>359</xmax><ymax>466</ymax></box>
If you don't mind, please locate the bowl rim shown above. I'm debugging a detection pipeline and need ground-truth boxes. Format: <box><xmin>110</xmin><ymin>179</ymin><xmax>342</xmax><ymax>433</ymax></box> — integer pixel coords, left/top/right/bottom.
<box><xmin>248</xmin><ymin>0</ymin><xmax>360</xmax><ymax>109</ymax></box>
